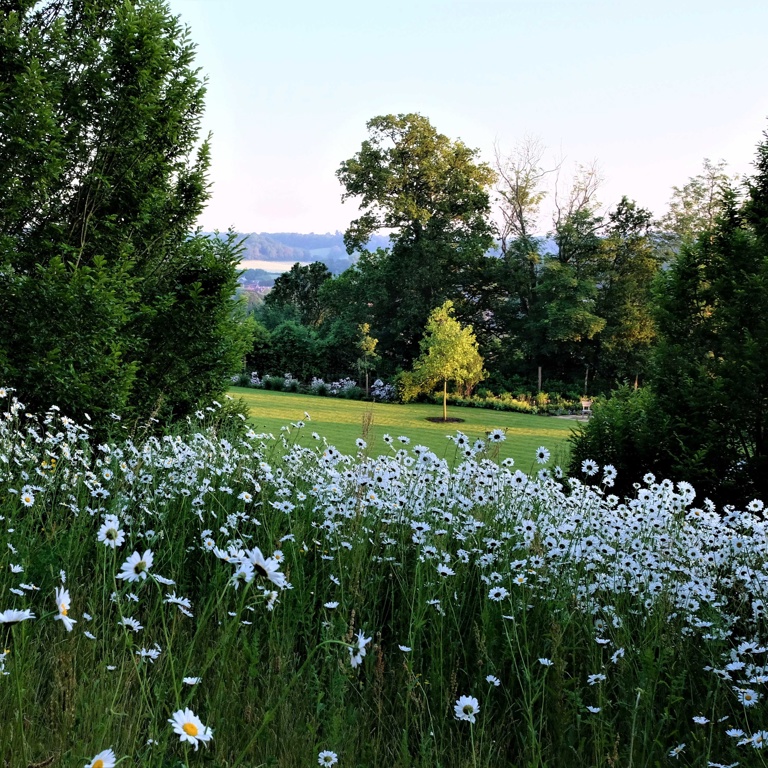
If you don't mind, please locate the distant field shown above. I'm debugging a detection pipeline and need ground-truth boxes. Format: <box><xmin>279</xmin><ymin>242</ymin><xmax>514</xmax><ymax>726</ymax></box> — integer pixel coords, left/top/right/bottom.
<box><xmin>239</xmin><ymin>259</ymin><xmax>309</xmax><ymax>271</ymax></box>
<box><xmin>230</xmin><ymin>387</ymin><xmax>576</xmax><ymax>470</ymax></box>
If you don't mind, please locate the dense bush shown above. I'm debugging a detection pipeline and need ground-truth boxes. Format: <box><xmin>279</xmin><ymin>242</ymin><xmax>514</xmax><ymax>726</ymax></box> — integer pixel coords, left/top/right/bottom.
<box><xmin>567</xmin><ymin>386</ymin><xmax>671</xmax><ymax>498</ymax></box>
<box><xmin>0</xmin><ymin>1</ymin><xmax>252</xmax><ymax>430</ymax></box>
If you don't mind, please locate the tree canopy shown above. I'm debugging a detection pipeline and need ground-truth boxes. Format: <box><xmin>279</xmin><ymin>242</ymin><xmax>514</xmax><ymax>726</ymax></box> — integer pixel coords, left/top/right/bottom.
<box><xmin>405</xmin><ymin>301</ymin><xmax>485</xmax><ymax>421</ymax></box>
<box><xmin>0</xmin><ymin>0</ymin><xmax>252</xmax><ymax>427</ymax></box>
<box><xmin>335</xmin><ymin>113</ymin><xmax>497</xmax><ymax>365</ymax></box>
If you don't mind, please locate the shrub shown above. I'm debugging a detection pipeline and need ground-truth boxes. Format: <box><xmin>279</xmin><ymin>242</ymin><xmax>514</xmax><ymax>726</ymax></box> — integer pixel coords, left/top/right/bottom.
<box><xmin>568</xmin><ymin>385</ymin><xmax>670</xmax><ymax>497</ymax></box>
<box><xmin>370</xmin><ymin>379</ymin><xmax>396</xmax><ymax>402</ymax></box>
<box><xmin>261</xmin><ymin>375</ymin><xmax>284</xmax><ymax>391</ymax></box>
<box><xmin>310</xmin><ymin>377</ymin><xmax>329</xmax><ymax>396</ymax></box>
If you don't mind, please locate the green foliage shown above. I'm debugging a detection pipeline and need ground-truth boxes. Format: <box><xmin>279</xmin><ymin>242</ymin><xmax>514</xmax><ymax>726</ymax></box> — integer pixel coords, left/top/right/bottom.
<box><xmin>593</xmin><ymin>197</ymin><xmax>662</xmax><ymax>385</ymax></box>
<box><xmin>268</xmin><ymin>321</ymin><xmax>321</xmax><ymax>381</ymax></box>
<box><xmin>356</xmin><ymin>323</ymin><xmax>379</xmax><ymax>395</ymax></box>
<box><xmin>659</xmin><ymin>158</ymin><xmax>738</xmax><ymax>249</ymax></box>
<box><xmin>408</xmin><ymin>301</ymin><xmax>485</xmax><ymax>420</ymax></box>
<box><xmin>574</xmin><ymin>128</ymin><xmax>768</xmax><ymax>503</ymax></box>
<box><xmin>0</xmin><ymin>0</ymin><xmax>252</xmax><ymax>428</ymax></box>
<box><xmin>568</xmin><ymin>386</ymin><xmax>669</xmax><ymax>496</ymax></box>
<box><xmin>651</xmin><ymin>181</ymin><xmax>768</xmax><ymax>502</ymax></box>
<box><xmin>335</xmin><ymin>114</ymin><xmax>496</xmax><ymax>367</ymax></box>
<box><xmin>246</xmin><ymin>318</ymin><xmax>273</xmax><ymax>373</ymax></box>
<box><xmin>264</xmin><ymin>261</ymin><xmax>332</xmax><ymax>326</ymax></box>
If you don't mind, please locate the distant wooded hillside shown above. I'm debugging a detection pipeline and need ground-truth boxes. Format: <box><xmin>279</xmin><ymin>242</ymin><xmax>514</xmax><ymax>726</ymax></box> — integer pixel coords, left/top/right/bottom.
<box><xmin>204</xmin><ymin>231</ymin><xmax>392</xmax><ymax>274</ymax></box>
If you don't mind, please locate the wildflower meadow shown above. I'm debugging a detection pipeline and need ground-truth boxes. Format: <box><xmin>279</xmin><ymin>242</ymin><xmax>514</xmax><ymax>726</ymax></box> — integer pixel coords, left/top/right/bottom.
<box><xmin>1</xmin><ymin>387</ymin><xmax>767</xmax><ymax>767</ymax></box>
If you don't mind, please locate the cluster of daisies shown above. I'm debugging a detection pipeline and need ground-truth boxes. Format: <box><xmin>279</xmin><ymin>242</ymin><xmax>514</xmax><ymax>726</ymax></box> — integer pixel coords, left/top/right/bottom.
<box><xmin>1</xmin><ymin>388</ymin><xmax>768</xmax><ymax>763</ymax></box>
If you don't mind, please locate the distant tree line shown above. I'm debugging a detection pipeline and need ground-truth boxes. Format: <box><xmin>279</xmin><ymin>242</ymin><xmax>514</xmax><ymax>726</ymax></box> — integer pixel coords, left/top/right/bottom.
<box><xmin>251</xmin><ymin>113</ymin><xmax>767</xmax><ymax>503</ymax></box>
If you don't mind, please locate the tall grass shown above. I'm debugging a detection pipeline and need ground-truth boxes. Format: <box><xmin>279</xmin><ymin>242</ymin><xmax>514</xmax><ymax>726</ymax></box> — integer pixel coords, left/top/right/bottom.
<box><xmin>0</xmin><ymin>389</ymin><xmax>766</xmax><ymax>767</ymax></box>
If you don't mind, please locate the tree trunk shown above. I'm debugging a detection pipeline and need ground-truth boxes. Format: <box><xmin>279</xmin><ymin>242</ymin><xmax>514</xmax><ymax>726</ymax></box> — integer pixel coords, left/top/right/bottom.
<box><xmin>443</xmin><ymin>379</ymin><xmax>448</xmax><ymax>422</ymax></box>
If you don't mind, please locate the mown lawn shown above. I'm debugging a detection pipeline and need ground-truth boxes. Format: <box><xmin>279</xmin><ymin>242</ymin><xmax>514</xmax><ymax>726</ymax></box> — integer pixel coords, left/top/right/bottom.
<box><xmin>231</xmin><ymin>387</ymin><xmax>576</xmax><ymax>469</ymax></box>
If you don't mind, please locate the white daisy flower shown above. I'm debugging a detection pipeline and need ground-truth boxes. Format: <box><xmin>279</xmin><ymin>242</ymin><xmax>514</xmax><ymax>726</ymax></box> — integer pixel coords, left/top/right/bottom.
<box><xmin>117</xmin><ymin>550</ymin><xmax>154</xmax><ymax>582</ymax></box>
<box><xmin>54</xmin><ymin>586</ymin><xmax>76</xmax><ymax>632</ymax></box>
<box><xmin>488</xmin><ymin>586</ymin><xmax>509</xmax><ymax>601</ymax></box>
<box><xmin>247</xmin><ymin>546</ymin><xmax>286</xmax><ymax>589</ymax></box>
<box><xmin>84</xmin><ymin>748</ymin><xmax>116</xmax><ymax>768</ymax></box>
<box><xmin>736</xmin><ymin>688</ymin><xmax>760</xmax><ymax>707</ymax></box>
<box><xmin>668</xmin><ymin>743</ymin><xmax>685</xmax><ymax>758</ymax></box>
<box><xmin>168</xmin><ymin>707</ymin><xmax>213</xmax><ymax>750</ymax></box>
<box><xmin>0</xmin><ymin>608</ymin><xmax>35</xmax><ymax>625</ymax></box>
<box><xmin>454</xmin><ymin>694</ymin><xmax>480</xmax><ymax>723</ymax></box>
<box><xmin>97</xmin><ymin>522</ymin><xmax>125</xmax><ymax>549</ymax></box>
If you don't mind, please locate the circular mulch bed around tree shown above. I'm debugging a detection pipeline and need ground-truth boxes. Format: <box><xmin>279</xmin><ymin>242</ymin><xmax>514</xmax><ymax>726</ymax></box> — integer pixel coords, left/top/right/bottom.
<box><xmin>425</xmin><ymin>417</ymin><xmax>465</xmax><ymax>423</ymax></box>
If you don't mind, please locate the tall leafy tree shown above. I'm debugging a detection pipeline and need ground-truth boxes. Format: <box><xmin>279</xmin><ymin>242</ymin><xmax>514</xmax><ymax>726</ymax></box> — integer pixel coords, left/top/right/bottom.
<box><xmin>488</xmin><ymin>157</ymin><xmax>605</xmax><ymax>387</ymax></box>
<box><xmin>264</xmin><ymin>261</ymin><xmax>332</xmax><ymax>327</ymax></box>
<box><xmin>651</xmin><ymin>135</ymin><xmax>768</xmax><ymax>500</ymax></box>
<box><xmin>573</xmin><ymin>131</ymin><xmax>768</xmax><ymax>503</ymax></box>
<box><xmin>356</xmin><ymin>323</ymin><xmax>379</xmax><ymax>396</ymax></box>
<box><xmin>593</xmin><ymin>197</ymin><xmax>661</xmax><ymax>386</ymax></box>
<box><xmin>659</xmin><ymin>158</ymin><xmax>738</xmax><ymax>249</ymax></box>
<box><xmin>0</xmin><ymin>0</ymin><xmax>251</xmax><ymax>425</ymax></box>
<box><xmin>336</xmin><ymin>114</ymin><xmax>496</xmax><ymax>366</ymax></box>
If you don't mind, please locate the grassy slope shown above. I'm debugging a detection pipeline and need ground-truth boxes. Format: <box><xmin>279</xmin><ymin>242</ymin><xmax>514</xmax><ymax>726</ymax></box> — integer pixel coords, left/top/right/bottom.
<box><xmin>231</xmin><ymin>387</ymin><xmax>575</xmax><ymax>469</ymax></box>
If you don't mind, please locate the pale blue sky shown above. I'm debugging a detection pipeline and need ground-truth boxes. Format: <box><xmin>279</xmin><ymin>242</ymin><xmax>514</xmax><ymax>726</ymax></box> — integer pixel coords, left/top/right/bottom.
<box><xmin>167</xmin><ymin>0</ymin><xmax>768</xmax><ymax>234</ymax></box>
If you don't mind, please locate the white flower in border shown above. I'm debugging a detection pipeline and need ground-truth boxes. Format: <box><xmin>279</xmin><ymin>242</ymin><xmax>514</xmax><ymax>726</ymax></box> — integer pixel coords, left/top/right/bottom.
<box><xmin>117</xmin><ymin>550</ymin><xmax>154</xmax><ymax>582</ymax></box>
<box><xmin>97</xmin><ymin>522</ymin><xmax>125</xmax><ymax>549</ymax></box>
<box><xmin>736</xmin><ymin>688</ymin><xmax>760</xmax><ymax>707</ymax></box>
<box><xmin>454</xmin><ymin>694</ymin><xmax>480</xmax><ymax>723</ymax></box>
<box><xmin>247</xmin><ymin>547</ymin><xmax>286</xmax><ymax>589</ymax></box>
<box><xmin>54</xmin><ymin>586</ymin><xmax>76</xmax><ymax>632</ymax></box>
<box><xmin>84</xmin><ymin>748</ymin><xmax>116</xmax><ymax>768</ymax></box>
<box><xmin>488</xmin><ymin>586</ymin><xmax>509</xmax><ymax>601</ymax></box>
<box><xmin>0</xmin><ymin>608</ymin><xmax>34</xmax><ymax>625</ymax></box>
<box><xmin>669</xmin><ymin>743</ymin><xmax>685</xmax><ymax>759</ymax></box>
<box><xmin>168</xmin><ymin>707</ymin><xmax>213</xmax><ymax>750</ymax></box>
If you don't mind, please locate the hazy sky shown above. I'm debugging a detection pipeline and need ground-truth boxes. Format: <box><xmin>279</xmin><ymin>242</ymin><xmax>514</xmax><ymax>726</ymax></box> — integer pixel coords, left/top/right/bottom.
<box><xmin>167</xmin><ymin>0</ymin><xmax>768</xmax><ymax>235</ymax></box>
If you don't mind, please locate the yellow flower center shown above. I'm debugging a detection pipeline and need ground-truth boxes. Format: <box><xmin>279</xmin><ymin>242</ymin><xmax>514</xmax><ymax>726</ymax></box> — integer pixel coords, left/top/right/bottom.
<box><xmin>183</xmin><ymin>721</ymin><xmax>199</xmax><ymax>736</ymax></box>
<box><xmin>60</xmin><ymin>605</ymin><xmax>68</xmax><ymax>616</ymax></box>
<box><xmin>93</xmin><ymin>760</ymin><xmax>104</xmax><ymax>768</ymax></box>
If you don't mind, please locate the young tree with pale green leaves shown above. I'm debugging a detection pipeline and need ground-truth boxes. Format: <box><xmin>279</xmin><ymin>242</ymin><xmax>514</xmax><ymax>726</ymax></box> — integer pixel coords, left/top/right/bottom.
<box><xmin>408</xmin><ymin>301</ymin><xmax>485</xmax><ymax>422</ymax></box>
<box><xmin>356</xmin><ymin>323</ymin><xmax>379</xmax><ymax>396</ymax></box>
